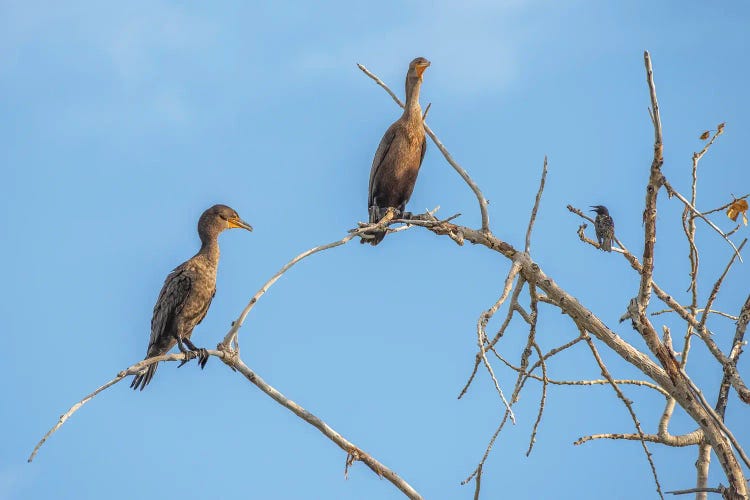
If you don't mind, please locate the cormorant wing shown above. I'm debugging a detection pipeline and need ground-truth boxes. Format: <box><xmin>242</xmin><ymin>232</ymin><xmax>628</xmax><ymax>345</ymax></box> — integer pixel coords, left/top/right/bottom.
<box><xmin>148</xmin><ymin>265</ymin><xmax>193</xmax><ymax>351</ymax></box>
<box><xmin>368</xmin><ymin>124</ymin><xmax>397</xmax><ymax>209</ymax></box>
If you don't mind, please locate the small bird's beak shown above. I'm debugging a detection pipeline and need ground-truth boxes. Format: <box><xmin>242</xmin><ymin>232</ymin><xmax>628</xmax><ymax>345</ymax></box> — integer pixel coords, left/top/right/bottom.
<box><xmin>415</xmin><ymin>60</ymin><xmax>431</xmax><ymax>77</ymax></box>
<box><xmin>228</xmin><ymin>217</ymin><xmax>253</xmax><ymax>232</ymax></box>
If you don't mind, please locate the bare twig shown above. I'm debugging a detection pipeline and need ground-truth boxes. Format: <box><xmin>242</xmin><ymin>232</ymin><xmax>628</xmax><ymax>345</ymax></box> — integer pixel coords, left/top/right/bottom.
<box><xmin>651</xmin><ymin>309</ymin><xmax>737</xmax><ymax>321</ymax></box>
<box><xmin>703</xmin><ymin>194</ymin><xmax>750</xmax><ymax>216</ymax></box>
<box><xmin>220</xmin><ymin>209</ymin><xmax>404</xmax><ymax>350</ymax></box>
<box><xmin>525</xmin><ymin>156</ymin><xmax>548</xmax><ymax>253</ymax></box>
<box><xmin>666</xmin><ymin>486</ymin><xmax>725</xmax><ymax>496</ymax></box>
<box><xmin>526</xmin><ymin>341</ymin><xmax>547</xmax><ymax>456</ymax></box>
<box><xmin>663</xmin><ymin>178</ymin><xmax>743</xmax><ymax>262</ymax></box>
<box><xmin>699</xmin><ymin>239</ymin><xmax>747</xmax><ymax>330</ymax></box>
<box><xmin>583</xmin><ymin>334</ymin><xmax>664</xmax><ymax>499</ymax></box>
<box><xmin>475</xmin><ymin>261</ymin><xmax>522</xmax><ymax>422</ymax></box>
<box><xmin>229</xmin><ymin>356</ymin><xmax>423</xmax><ymax>499</ymax></box>
<box><xmin>575</xmin><ymin>432</ymin><xmax>702</xmax><ymax>447</ymax></box>
<box><xmin>30</xmin><ymin>350</ymin><xmax>424</xmax><ymax>499</ymax></box>
<box><xmin>493</xmin><ymin>350</ymin><xmax>670</xmax><ymax>397</ymax></box>
<box><xmin>29</xmin><ymin>352</ymin><xmax>194</xmax><ymax>462</ymax></box>
<box><xmin>638</xmin><ymin>50</ymin><xmax>664</xmax><ymax>312</ymax></box>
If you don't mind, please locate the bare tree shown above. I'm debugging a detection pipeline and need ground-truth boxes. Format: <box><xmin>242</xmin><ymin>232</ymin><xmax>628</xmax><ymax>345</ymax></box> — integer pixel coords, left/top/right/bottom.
<box><xmin>30</xmin><ymin>52</ymin><xmax>749</xmax><ymax>499</ymax></box>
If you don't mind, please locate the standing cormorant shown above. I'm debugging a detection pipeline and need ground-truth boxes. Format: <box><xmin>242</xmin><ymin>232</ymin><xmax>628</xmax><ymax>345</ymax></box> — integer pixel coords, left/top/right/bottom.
<box><xmin>363</xmin><ymin>56</ymin><xmax>430</xmax><ymax>245</ymax></box>
<box><xmin>591</xmin><ymin>205</ymin><xmax>615</xmax><ymax>252</ymax></box>
<box><xmin>130</xmin><ymin>204</ymin><xmax>253</xmax><ymax>391</ymax></box>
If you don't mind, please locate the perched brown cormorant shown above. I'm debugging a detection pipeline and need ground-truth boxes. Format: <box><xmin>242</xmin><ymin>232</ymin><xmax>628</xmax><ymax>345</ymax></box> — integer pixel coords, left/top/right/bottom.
<box><xmin>130</xmin><ymin>204</ymin><xmax>252</xmax><ymax>391</ymax></box>
<box><xmin>591</xmin><ymin>205</ymin><xmax>615</xmax><ymax>252</ymax></box>
<box><xmin>363</xmin><ymin>56</ymin><xmax>430</xmax><ymax>245</ymax></box>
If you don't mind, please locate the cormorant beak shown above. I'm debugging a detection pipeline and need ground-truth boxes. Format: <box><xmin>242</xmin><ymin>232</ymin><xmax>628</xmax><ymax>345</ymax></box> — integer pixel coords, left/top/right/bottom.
<box><xmin>228</xmin><ymin>217</ymin><xmax>253</xmax><ymax>232</ymax></box>
<box><xmin>415</xmin><ymin>60</ymin><xmax>431</xmax><ymax>77</ymax></box>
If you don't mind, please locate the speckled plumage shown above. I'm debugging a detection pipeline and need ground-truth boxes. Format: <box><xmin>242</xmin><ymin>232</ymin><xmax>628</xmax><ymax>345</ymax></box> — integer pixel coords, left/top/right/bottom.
<box><xmin>131</xmin><ymin>204</ymin><xmax>252</xmax><ymax>391</ymax></box>
<box><xmin>591</xmin><ymin>205</ymin><xmax>615</xmax><ymax>252</ymax></box>
<box><xmin>364</xmin><ymin>57</ymin><xmax>430</xmax><ymax>246</ymax></box>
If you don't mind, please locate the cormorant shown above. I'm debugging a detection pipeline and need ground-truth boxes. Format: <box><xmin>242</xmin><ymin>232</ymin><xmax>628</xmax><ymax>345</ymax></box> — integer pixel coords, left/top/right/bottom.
<box><xmin>591</xmin><ymin>205</ymin><xmax>615</xmax><ymax>252</ymax></box>
<box><xmin>130</xmin><ymin>204</ymin><xmax>252</xmax><ymax>391</ymax></box>
<box><xmin>363</xmin><ymin>56</ymin><xmax>430</xmax><ymax>245</ymax></box>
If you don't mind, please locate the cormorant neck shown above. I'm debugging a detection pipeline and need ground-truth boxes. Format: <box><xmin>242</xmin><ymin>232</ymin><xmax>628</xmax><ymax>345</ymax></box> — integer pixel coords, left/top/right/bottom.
<box><xmin>404</xmin><ymin>76</ymin><xmax>423</xmax><ymax>118</ymax></box>
<box><xmin>198</xmin><ymin>233</ymin><xmax>220</xmax><ymax>265</ymax></box>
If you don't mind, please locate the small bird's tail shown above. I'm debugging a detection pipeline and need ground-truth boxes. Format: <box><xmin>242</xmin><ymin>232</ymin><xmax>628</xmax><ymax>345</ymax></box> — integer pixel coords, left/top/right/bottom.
<box><xmin>602</xmin><ymin>238</ymin><xmax>612</xmax><ymax>252</ymax></box>
<box><xmin>130</xmin><ymin>361</ymin><xmax>158</xmax><ymax>391</ymax></box>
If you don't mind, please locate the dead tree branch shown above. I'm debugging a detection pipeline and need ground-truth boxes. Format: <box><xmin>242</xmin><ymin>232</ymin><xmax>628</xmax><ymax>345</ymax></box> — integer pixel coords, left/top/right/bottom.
<box><xmin>30</xmin><ymin>348</ymin><xmax>424</xmax><ymax>499</ymax></box>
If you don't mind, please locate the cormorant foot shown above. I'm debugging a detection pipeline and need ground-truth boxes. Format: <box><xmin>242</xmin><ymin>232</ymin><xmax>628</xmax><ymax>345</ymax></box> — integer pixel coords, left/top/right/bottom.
<box><xmin>399</xmin><ymin>210</ymin><xmax>413</xmax><ymax>220</ymax></box>
<box><xmin>197</xmin><ymin>348</ymin><xmax>209</xmax><ymax>369</ymax></box>
<box><xmin>182</xmin><ymin>338</ymin><xmax>209</xmax><ymax>369</ymax></box>
<box><xmin>177</xmin><ymin>350</ymin><xmax>196</xmax><ymax>368</ymax></box>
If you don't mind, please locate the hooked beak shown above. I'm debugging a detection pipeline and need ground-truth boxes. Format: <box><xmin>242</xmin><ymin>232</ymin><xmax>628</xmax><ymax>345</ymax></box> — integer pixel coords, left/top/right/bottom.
<box><xmin>228</xmin><ymin>217</ymin><xmax>253</xmax><ymax>232</ymax></box>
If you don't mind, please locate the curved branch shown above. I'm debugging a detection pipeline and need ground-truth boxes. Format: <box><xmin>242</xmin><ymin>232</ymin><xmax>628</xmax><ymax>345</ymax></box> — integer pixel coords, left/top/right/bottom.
<box><xmin>30</xmin><ymin>349</ymin><xmax>424</xmax><ymax>499</ymax></box>
<box><xmin>29</xmin><ymin>351</ymin><xmax>200</xmax><ymax>462</ymax></box>
<box><xmin>220</xmin><ymin>210</ymin><xmax>405</xmax><ymax>350</ymax></box>
<box><xmin>228</xmin><ymin>356</ymin><xmax>423</xmax><ymax>499</ymax></box>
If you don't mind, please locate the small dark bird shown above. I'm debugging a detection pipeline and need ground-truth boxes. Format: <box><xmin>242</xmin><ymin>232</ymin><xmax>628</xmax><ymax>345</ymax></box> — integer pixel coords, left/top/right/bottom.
<box><xmin>591</xmin><ymin>205</ymin><xmax>615</xmax><ymax>252</ymax></box>
<box><xmin>131</xmin><ymin>204</ymin><xmax>253</xmax><ymax>391</ymax></box>
<box><xmin>363</xmin><ymin>56</ymin><xmax>430</xmax><ymax>245</ymax></box>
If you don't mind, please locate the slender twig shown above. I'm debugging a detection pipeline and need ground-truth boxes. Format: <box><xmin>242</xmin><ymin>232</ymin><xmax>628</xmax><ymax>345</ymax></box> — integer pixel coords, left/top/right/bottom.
<box><xmin>698</xmin><ymin>239</ymin><xmax>747</xmax><ymax>330</ymax></box>
<box><xmin>492</xmin><ymin>350</ymin><xmax>670</xmax><ymax>397</ymax></box>
<box><xmin>220</xmin><ymin>209</ymin><xmax>403</xmax><ymax>350</ymax></box>
<box><xmin>526</xmin><ymin>341</ymin><xmax>547</xmax><ymax>456</ymax></box>
<box><xmin>666</xmin><ymin>486</ymin><xmax>725</xmax><ymax>496</ymax></box>
<box><xmin>525</xmin><ymin>156</ymin><xmax>548</xmax><ymax>253</ymax></box>
<box><xmin>230</xmin><ymin>356</ymin><xmax>423</xmax><ymax>499</ymax></box>
<box><xmin>473</xmin><ymin>464</ymin><xmax>482</xmax><ymax>500</ymax></box>
<box><xmin>703</xmin><ymin>194</ymin><xmax>750</xmax><ymax>216</ymax></box>
<box><xmin>716</xmin><ymin>295</ymin><xmax>750</xmax><ymax>418</ymax></box>
<box><xmin>663</xmin><ymin>179</ymin><xmax>743</xmax><ymax>262</ymax></box>
<box><xmin>29</xmin><ymin>350</ymin><xmax>423</xmax><ymax>499</ymax></box>
<box><xmin>358</xmin><ymin>63</ymin><xmax>491</xmax><ymax>232</ymax></box>
<box><xmin>28</xmin><ymin>352</ymin><xmax>193</xmax><ymax>462</ymax></box>
<box><xmin>575</xmin><ymin>432</ymin><xmax>702</xmax><ymax>447</ymax></box>
<box><xmin>475</xmin><ymin>261</ymin><xmax>522</xmax><ymax>422</ymax></box>
<box><xmin>583</xmin><ymin>334</ymin><xmax>664</xmax><ymax>499</ymax></box>
<box><xmin>680</xmin><ymin>372</ymin><xmax>750</xmax><ymax>469</ymax></box>
<box><xmin>651</xmin><ymin>309</ymin><xmax>737</xmax><ymax>321</ymax></box>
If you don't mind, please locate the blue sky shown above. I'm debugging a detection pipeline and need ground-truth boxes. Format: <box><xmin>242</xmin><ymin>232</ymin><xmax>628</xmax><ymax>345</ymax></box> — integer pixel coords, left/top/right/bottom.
<box><xmin>2</xmin><ymin>1</ymin><xmax>749</xmax><ymax>499</ymax></box>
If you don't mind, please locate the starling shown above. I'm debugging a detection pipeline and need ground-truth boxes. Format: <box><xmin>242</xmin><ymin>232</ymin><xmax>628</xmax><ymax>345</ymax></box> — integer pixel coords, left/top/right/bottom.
<box><xmin>363</xmin><ymin>57</ymin><xmax>430</xmax><ymax>245</ymax></box>
<box><xmin>130</xmin><ymin>204</ymin><xmax>253</xmax><ymax>391</ymax></box>
<box><xmin>591</xmin><ymin>205</ymin><xmax>615</xmax><ymax>252</ymax></box>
